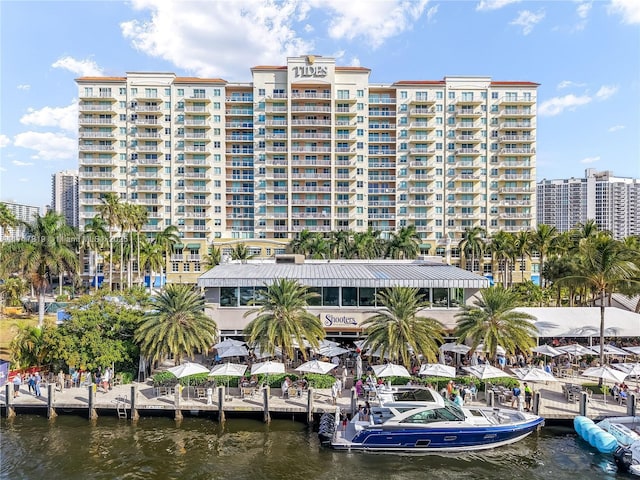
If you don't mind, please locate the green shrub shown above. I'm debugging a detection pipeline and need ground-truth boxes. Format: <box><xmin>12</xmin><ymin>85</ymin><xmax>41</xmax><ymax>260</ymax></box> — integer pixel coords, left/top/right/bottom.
<box><xmin>120</xmin><ymin>371</ymin><xmax>134</xmax><ymax>384</ymax></box>
<box><xmin>582</xmin><ymin>383</ymin><xmax>610</xmax><ymax>395</ymax></box>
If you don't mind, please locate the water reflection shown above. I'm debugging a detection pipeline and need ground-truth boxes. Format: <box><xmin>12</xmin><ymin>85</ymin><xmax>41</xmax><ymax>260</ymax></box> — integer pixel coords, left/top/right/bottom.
<box><xmin>0</xmin><ymin>417</ymin><xmax>623</xmax><ymax>480</ymax></box>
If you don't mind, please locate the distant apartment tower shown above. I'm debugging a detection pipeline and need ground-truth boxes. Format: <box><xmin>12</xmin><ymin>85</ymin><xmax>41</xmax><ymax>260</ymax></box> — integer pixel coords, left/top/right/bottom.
<box><xmin>537</xmin><ymin>168</ymin><xmax>640</xmax><ymax>239</ymax></box>
<box><xmin>51</xmin><ymin>169</ymin><xmax>79</xmax><ymax>228</ymax></box>
<box><xmin>1</xmin><ymin>201</ymin><xmax>40</xmax><ymax>240</ymax></box>
<box><xmin>76</xmin><ymin>55</ymin><xmax>538</xmax><ymax>261</ymax></box>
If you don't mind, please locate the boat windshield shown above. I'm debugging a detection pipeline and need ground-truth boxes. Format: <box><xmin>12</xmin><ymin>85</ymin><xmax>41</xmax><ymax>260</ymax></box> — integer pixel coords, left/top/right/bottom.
<box><xmin>403</xmin><ymin>405</ymin><xmax>466</xmax><ymax>424</ymax></box>
<box><xmin>391</xmin><ymin>389</ymin><xmax>437</xmax><ymax>403</ymax></box>
<box><xmin>442</xmin><ymin>398</ymin><xmax>466</xmax><ymax>421</ymax></box>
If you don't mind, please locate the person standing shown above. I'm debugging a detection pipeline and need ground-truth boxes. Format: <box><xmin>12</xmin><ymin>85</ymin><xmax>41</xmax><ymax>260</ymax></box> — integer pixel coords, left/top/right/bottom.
<box><xmin>511</xmin><ymin>384</ymin><xmax>521</xmax><ymax>408</ymax></box>
<box><xmin>57</xmin><ymin>371</ymin><xmax>65</xmax><ymax>393</ymax></box>
<box><xmin>524</xmin><ymin>383</ymin><xmax>533</xmax><ymax>412</ymax></box>
<box><xmin>12</xmin><ymin>373</ymin><xmax>22</xmax><ymax>398</ymax></box>
<box><xmin>102</xmin><ymin>367</ymin><xmax>111</xmax><ymax>393</ymax></box>
<box><xmin>34</xmin><ymin>372</ymin><xmax>42</xmax><ymax>397</ymax></box>
<box><xmin>27</xmin><ymin>373</ymin><xmax>35</xmax><ymax>394</ymax></box>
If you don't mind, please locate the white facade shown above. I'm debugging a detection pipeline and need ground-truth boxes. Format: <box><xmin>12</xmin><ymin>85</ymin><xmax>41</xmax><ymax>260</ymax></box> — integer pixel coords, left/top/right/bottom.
<box><xmin>537</xmin><ymin>168</ymin><xmax>640</xmax><ymax>239</ymax></box>
<box><xmin>51</xmin><ymin>169</ymin><xmax>79</xmax><ymax>228</ymax></box>
<box><xmin>76</xmin><ymin>55</ymin><xmax>538</xmax><ymax>253</ymax></box>
<box><xmin>1</xmin><ymin>201</ymin><xmax>40</xmax><ymax>240</ymax></box>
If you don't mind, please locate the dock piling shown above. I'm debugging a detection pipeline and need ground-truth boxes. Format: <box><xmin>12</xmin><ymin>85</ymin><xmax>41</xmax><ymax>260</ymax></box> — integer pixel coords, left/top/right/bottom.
<box><xmin>263</xmin><ymin>386</ymin><xmax>271</xmax><ymax>423</ymax></box>
<box><xmin>5</xmin><ymin>384</ymin><xmax>15</xmax><ymax>418</ymax></box>
<box><xmin>174</xmin><ymin>385</ymin><xmax>183</xmax><ymax>421</ymax></box>
<box><xmin>130</xmin><ymin>385</ymin><xmax>139</xmax><ymax>422</ymax></box>
<box><xmin>88</xmin><ymin>384</ymin><xmax>98</xmax><ymax>420</ymax></box>
<box><xmin>47</xmin><ymin>383</ymin><xmax>57</xmax><ymax>419</ymax></box>
<box><xmin>533</xmin><ymin>392</ymin><xmax>540</xmax><ymax>415</ymax></box>
<box><xmin>627</xmin><ymin>393</ymin><xmax>637</xmax><ymax>416</ymax></box>
<box><xmin>217</xmin><ymin>386</ymin><xmax>225</xmax><ymax>424</ymax></box>
<box><xmin>579</xmin><ymin>392</ymin><xmax>588</xmax><ymax>417</ymax></box>
<box><xmin>307</xmin><ymin>388</ymin><xmax>314</xmax><ymax>424</ymax></box>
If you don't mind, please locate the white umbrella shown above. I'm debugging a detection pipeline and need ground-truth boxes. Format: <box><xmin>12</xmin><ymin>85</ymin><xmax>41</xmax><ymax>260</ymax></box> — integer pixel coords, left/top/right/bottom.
<box><xmin>251</xmin><ymin>360</ymin><xmax>285</xmax><ymax>376</ymax></box>
<box><xmin>252</xmin><ymin>345</ymin><xmax>283</xmax><ymax>360</ymax></box>
<box><xmin>167</xmin><ymin>362</ymin><xmax>210</xmax><ymax>399</ymax></box>
<box><xmin>372</xmin><ymin>363</ymin><xmax>411</xmax><ymax>378</ymax></box>
<box><xmin>318</xmin><ymin>345</ymin><xmax>350</xmax><ymax>357</ymax></box>
<box><xmin>217</xmin><ymin>345</ymin><xmax>250</xmax><ymax>359</ymax></box>
<box><xmin>588</xmin><ymin>344</ymin><xmax>630</xmax><ymax>356</ymax></box>
<box><xmin>613</xmin><ymin>363</ymin><xmax>640</xmax><ymax>377</ymax></box>
<box><xmin>512</xmin><ymin>367</ymin><xmax>558</xmax><ymax>383</ymax></box>
<box><xmin>463</xmin><ymin>364</ymin><xmax>511</xmax><ymax>380</ymax></box>
<box><xmin>295</xmin><ymin>360</ymin><xmax>338</xmax><ymax>375</ymax></box>
<box><xmin>532</xmin><ymin>345</ymin><xmax>563</xmax><ymax>357</ymax></box>
<box><xmin>419</xmin><ymin>363</ymin><xmax>456</xmax><ymax>378</ymax></box>
<box><xmin>209</xmin><ymin>362</ymin><xmax>248</xmax><ymax>399</ymax></box>
<box><xmin>439</xmin><ymin>343</ymin><xmax>471</xmax><ymax>354</ymax></box>
<box><xmin>623</xmin><ymin>346</ymin><xmax>640</xmax><ymax>355</ymax></box>
<box><xmin>557</xmin><ymin>344</ymin><xmax>592</xmax><ymax>356</ymax></box>
<box><xmin>476</xmin><ymin>344</ymin><xmax>506</xmax><ymax>356</ymax></box>
<box><xmin>582</xmin><ymin>366</ymin><xmax>628</xmax><ymax>405</ymax></box>
<box><xmin>214</xmin><ymin>338</ymin><xmax>245</xmax><ymax>350</ymax></box>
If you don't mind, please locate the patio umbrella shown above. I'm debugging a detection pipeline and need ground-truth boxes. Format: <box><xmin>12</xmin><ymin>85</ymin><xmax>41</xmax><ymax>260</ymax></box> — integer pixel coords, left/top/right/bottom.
<box><xmin>372</xmin><ymin>363</ymin><xmax>411</xmax><ymax>378</ymax></box>
<box><xmin>295</xmin><ymin>360</ymin><xmax>338</xmax><ymax>375</ymax></box>
<box><xmin>214</xmin><ymin>338</ymin><xmax>245</xmax><ymax>350</ymax></box>
<box><xmin>613</xmin><ymin>363</ymin><xmax>640</xmax><ymax>377</ymax></box>
<box><xmin>532</xmin><ymin>345</ymin><xmax>563</xmax><ymax>357</ymax></box>
<box><xmin>217</xmin><ymin>345</ymin><xmax>250</xmax><ymax>359</ymax></box>
<box><xmin>557</xmin><ymin>344</ymin><xmax>592</xmax><ymax>356</ymax></box>
<box><xmin>588</xmin><ymin>344</ymin><xmax>630</xmax><ymax>356</ymax></box>
<box><xmin>167</xmin><ymin>362</ymin><xmax>210</xmax><ymax>399</ymax></box>
<box><xmin>439</xmin><ymin>343</ymin><xmax>471</xmax><ymax>354</ymax></box>
<box><xmin>582</xmin><ymin>366</ymin><xmax>628</xmax><ymax>405</ymax></box>
<box><xmin>419</xmin><ymin>363</ymin><xmax>456</xmax><ymax>378</ymax></box>
<box><xmin>476</xmin><ymin>344</ymin><xmax>506</xmax><ymax>356</ymax></box>
<box><xmin>463</xmin><ymin>364</ymin><xmax>511</xmax><ymax>380</ymax></box>
<box><xmin>251</xmin><ymin>360</ymin><xmax>286</xmax><ymax>376</ymax></box>
<box><xmin>252</xmin><ymin>345</ymin><xmax>283</xmax><ymax>360</ymax></box>
<box><xmin>209</xmin><ymin>362</ymin><xmax>247</xmax><ymax>398</ymax></box>
<box><xmin>318</xmin><ymin>345</ymin><xmax>350</xmax><ymax>357</ymax></box>
<box><xmin>623</xmin><ymin>346</ymin><xmax>640</xmax><ymax>355</ymax></box>
<box><xmin>512</xmin><ymin>367</ymin><xmax>558</xmax><ymax>383</ymax></box>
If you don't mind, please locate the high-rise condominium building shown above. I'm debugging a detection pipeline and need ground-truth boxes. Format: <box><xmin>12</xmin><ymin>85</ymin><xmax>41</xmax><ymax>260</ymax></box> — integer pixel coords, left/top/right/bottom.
<box><xmin>1</xmin><ymin>201</ymin><xmax>40</xmax><ymax>240</ymax></box>
<box><xmin>537</xmin><ymin>168</ymin><xmax>640</xmax><ymax>239</ymax></box>
<box><xmin>76</xmin><ymin>55</ymin><xmax>537</xmax><ymax>261</ymax></box>
<box><xmin>51</xmin><ymin>169</ymin><xmax>79</xmax><ymax>228</ymax></box>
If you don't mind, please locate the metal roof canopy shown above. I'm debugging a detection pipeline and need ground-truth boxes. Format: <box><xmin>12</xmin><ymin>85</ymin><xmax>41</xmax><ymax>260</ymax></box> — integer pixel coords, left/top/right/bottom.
<box><xmin>197</xmin><ymin>260</ymin><xmax>489</xmax><ymax>289</ymax></box>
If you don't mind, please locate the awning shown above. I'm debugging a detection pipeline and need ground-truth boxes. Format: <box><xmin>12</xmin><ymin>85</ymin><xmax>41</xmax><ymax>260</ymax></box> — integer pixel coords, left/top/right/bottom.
<box><xmin>173</xmin><ymin>243</ymin><xmax>184</xmax><ymax>250</ymax></box>
<box><xmin>186</xmin><ymin>243</ymin><xmax>201</xmax><ymax>250</ymax></box>
<box><xmin>419</xmin><ymin>243</ymin><xmax>432</xmax><ymax>249</ymax></box>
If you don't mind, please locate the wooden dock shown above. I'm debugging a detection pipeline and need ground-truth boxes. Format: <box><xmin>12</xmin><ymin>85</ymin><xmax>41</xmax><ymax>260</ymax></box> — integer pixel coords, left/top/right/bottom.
<box><xmin>1</xmin><ymin>377</ymin><xmax>636</xmax><ymax>425</ymax></box>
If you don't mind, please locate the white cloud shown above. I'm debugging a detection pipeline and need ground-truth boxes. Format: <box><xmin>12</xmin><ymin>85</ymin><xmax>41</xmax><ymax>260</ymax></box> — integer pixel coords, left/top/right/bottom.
<box><xmin>13</xmin><ymin>132</ymin><xmax>76</xmax><ymax>160</ymax></box>
<box><xmin>577</xmin><ymin>2</ymin><xmax>592</xmax><ymax>18</ymax></box>
<box><xmin>0</xmin><ymin>134</ymin><xmax>10</xmax><ymax>148</ymax></box>
<box><xmin>318</xmin><ymin>0</ymin><xmax>429</xmax><ymax>48</ymax></box>
<box><xmin>608</xmin><ymin>0</ymin><xmax>640</xmax><ymax>24</ymax></box>
<box><xmin>426</xmin><ymin>5</ymin><xmax>438</xmax><ymax>21</ymax></box>
<box><xmin>52</xmin><ymin>56</ymin><xmax>103</xmax><ymax>77</ymax></box>
<box><xmin>19</xmin><ymin>101</ymin><xmax>78</xmax><ymax>133</ymax></box>
<box><xmin>595</xmin><ymin>84</ymin><xmax>618</xmax><ymax>100</ymax></box>
<box><xmin>12</xmin><ymin>160</ymin><xmax>34</xmax><ymax>167</ymax></box>
<box><xmin>476</xmin><ymin>0</ymin><xmax>520</xmax><ymax>11</ymax></box>
<box><xmin>17</xmin><ymin>84</ymin><xmax>31</xmax><ymax>91</ymax></box>
<box><xmin>350</xmin><ymin>56</ymin><xmax>361</xmax><ymax>67</ymax></box>
<box><xmin>608</xmin><ymin>125</ymin><xmax>625</xmax><ymax>132</ymax></box>
<box><xmin>510</xmin><ymin>9</ymin><xmax>545</xmax><ymax>35</ymax></box>
<box><xmin>557</xmin><ymin>80</ymin><xmax>586</xmax><ymax>89</ymax></box>
<box><xmin>304</xmin><ymin>23</ymin><xmax>314</xmax><ymax>33</ymax></box>
<box><xmin>538</xmin><ymin>94</ymin><xmax>592</xmax><ymax>116</ymax></box>
<box><xmin>580</xmin><ymin>156</ymin><xmax>600</xmax><ymax>164</ymax></box>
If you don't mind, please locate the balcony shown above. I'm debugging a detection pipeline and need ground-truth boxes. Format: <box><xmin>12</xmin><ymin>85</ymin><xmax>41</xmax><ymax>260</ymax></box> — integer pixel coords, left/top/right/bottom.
<box><xmin>80</xmin><ymin>157</ymin><xmax>113</xmax><ymax>165</ymax></box>
<box><xmin>455</xmin><ymin>149</ymin><xmax>480</xmax><ymax>154</ymax></box>
<box><xmin>226</xmin><ymin>121</ymin><xmax>253</xmax><ymax>128</ymax></box>
<box><xmin>369</xmin><ymin>136</ymin><xmax>396</xmax><ymax>143</ymax></box>
<box><xmin>290</xmin><ymin>106</ymin><xmax>331</xmax><ymax>112</ymax></box>
<box><xmin>369</xmin><ymin>123</ymin><xmax>396</xmax><ymax>130</ymax></box>
<box><xmin>82</xmin><ymin>184</ymin><xmax>114</xmax><ymax>191</ymax></box>
<box><xmin>79</xmin><ymin>131</ymin><xmax>115</xmax><ymax>139</ymax></box>
<box><xmin>226</xmin><ymin>135</ymin><xmax>254</xmax><ymax>141</ymax></box>
<box><xmin>291</xmin><ymin>133</ymin><xmax>330</xmax><ymax>140</ymax></box>
<box><xmin>225</xmin><ymin>109</ymin><xmax>253</xmax><ymax>116</ymax></box>
<box><xmin>135</xmin><ymin>184</ymin><xmax>163</xmax><ymax>192</ymax></box>
<box><xmin>410</xmin><ymin>108</ymin><xmax>436</xmax><ymax>116</ymax></box>
<box><xmin>455</xmin><ymin>122</ymin><xmax>482</xmax><ymax>129</ymax></box>
<box><xmin>369</xmin><ymin>149</ymin><xmax>396</xmax><ymax>155</ymax></box>
<box><xmin>136</xmin><ymin>145</ymin><xmax>161</xmax><ymax>152</ymax></box>
<box><xmin>79</xmin><ymin>144</ymin><xmax>115</xmax><ymax>152</ymax></box>
<box><xmin>369</xmin><ymin>97</ymin><xmax>396</xmax><ymax>104</ymax></box>
<box><xmin>226</xmin><ymin>96</ymin><xmax>253</xmax><ymax>102</ymax></box>
<box><xmin>290</xmin><ymin>119</ymin><xmax>330</xmax><ymax>126</ymax></box>
<box><xmin>499</xmin><ymin>135</ymin><xmax>535</xmax><ymax>142</ymax></box>
<box><xmin>82</xmin><ymin>171</ymin><xmax>114</xmax><ymax>178</ymax></box>
<box><xmin>135</xmin><ymin>105</ymin><xmax>162</xmax><ymax>113</ymax></box>
<box><xmin>291</xmin><ymin>92</ymin><xmax>330</xmax><ymax>99</ymax></box>
<box><xmin>79</xmin><ymin>103</ymin><xmax>116</xmax><ymax>112</ymax></box>
<box><xmin>409</xmin><ymin>147</ymin><xmax>436</xmax><ymax>154</ymax></box>
<box><xmin>499</xmin><ymin>148</ymin><xmax>535</xmax><ymax>155</ymax></box>
<box><xmin>499</xmin><ymin>109</ymin><xmax>533</xmax><ymax>116</ymax></box>
<box><xmin>368</xmin><ymin>110</ymin><xmax>396</xmax><ymax>117</ymax></box>
<box><xmin>290</xmin><ymin>146</ymin><xmax>331</xmax><ymax>153</ymax></box>
<box><xmin>370</xmin><ymin>162</ymin><xmax>396</xmax><ymax>168</ymax></box>
<box><xmin>136</xmin><ymin>132</ymin><xmax>161</xmax><ymax>139</ymax></box>
<box><xmin>185</xmin><ymin>106</ymin><xmax>210</xmax><ymax>114</ymax></box>
<box><xmin>454</xmin><ymin>109</ymin><xmax>482</xmax><ymax>116</ymax></box>
<box><xmin>79</xmin><ymin>117</ymin><xmax>114</xmax><ymax>125</ymax></box>
<box><xmin>499</xmin><ymin>122</ymin><xmax>531</xmax><ymax>129</ymax></box>
<box><xmin>135</xmin><ymin>118</ymin><xmax>160</xmax><ymax>126</ymax></box>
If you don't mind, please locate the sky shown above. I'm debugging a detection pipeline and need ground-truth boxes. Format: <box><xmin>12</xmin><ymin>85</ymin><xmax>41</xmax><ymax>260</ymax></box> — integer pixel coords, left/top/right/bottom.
<box><xmin>1</xmin><ymin>0</ymin><xmax>639</xmax><ymax>209</ymax></box>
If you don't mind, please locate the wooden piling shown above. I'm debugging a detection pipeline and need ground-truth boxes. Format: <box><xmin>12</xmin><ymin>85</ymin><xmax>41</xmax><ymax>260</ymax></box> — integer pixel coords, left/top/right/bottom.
<box><xmin>217</xmin><ymin>386</ymin><xmax>225</xmax><ymax>424</ymax></box>
<box><xmin>5</xmin><ymin>384</ymin><xmax>15</xmax><ymax>419</ymax></box>
<box><xmin>174</xmin><ymin>385</ymin><xmax>183</xmax><ymax>421</ymax></box>
<box><xmin>307</xmin><ymin>388</ymin><xmax>315</xmax><ymax>424</ymax></box>
<box><xmin>533</xmin><ymin>392</ymin><xmax>541</xmax><ymax>415</ymax></box>
<box><xmin>579</xmin><ymin>392</ymin><xmax>588</xmax><ymax>417</ymax></box>
<box><xmin>88</xmin><ymin>384</ymin><xmax>98</xmax><ymax>420</ymax></box>
<box><xmin>627</xmin><ymin>393</ymin><xmax>637</xmax><ymax>417</ymax></box>
<box><xmin>130</xmin><ymin>385</ymin><xmax>139</xmax><ymax>422</ymax></box>
<box><xmin>47</xmin><ymin>383</ymin><xmax>57</xmax><ymax>419</ymax></box>
<box><xmin>350</xmin><ymin>387</ymin><xmax>357</xmax><ymax>417</ymax></box>
<box><xmin>263</xmin><ymin>386</ymin><xmax>271</xmax><ymax>423</ymax></box>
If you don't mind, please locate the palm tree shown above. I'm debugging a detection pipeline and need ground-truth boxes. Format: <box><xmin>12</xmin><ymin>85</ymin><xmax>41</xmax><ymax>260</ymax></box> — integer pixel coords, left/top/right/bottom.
<box><xmin>558</xmin><ymin>235</ymin><xmax>640</xmax><ymax>366</ymax></box>
<box><xmin>0</xmin><ymin>277</ymin><xmax>28</xmax><ymax>308</ymax></box>
<box><xmin>530</xmin><ymin>224</ymin><xmax>558</xmax><ymax>288</ymax></box>
<box><xmin>513</xmin><ymin>230</ymin><xmax>532</xmax><ymax>283</ymax></box>
<box><xmin>153</xmin><ymin>225</ymin><xmax>180</xmax><ymax>288</ymax></box>
<box><xmin>288</xmin><ymin>229</ymin><xmax>317</xmax><ymax>257</ymax></box>
<box><xmin>130</xmin><ymin>205</ymin><xmax>148</xmax><ymax>286</ymax></box>
<box><xmin>386</xmin><ymin>225</ymin><xmax>421</xmax><ymax>260</ymax></box>
<box><xmin>82</xmin><ymin>215</ymin><xmax>109</xmax><ymax>291</ymax></box>
<box><xmin>488</xmin><ymin>230</ymin><xmax>514</xmax><ymax>287</ymax></box>
<box><xmin>135</xmin><ymin>284</ymin><xmax>217</xmax><ymax>365</ymax></box>
<box><xmin>352</xmin><ymin>228</ymin><xmax>385</xmax><ymax>259</ymax></box>
<box><xmin>203</xmin><ymin>243</ymin><xmax>221</xmax><ymax>269</ymax></box>
<box><xmin>139</xmin><ymin>241</ymin><xmax>164</xmax><ymax>292</ymax></box>
<box><xmin>97</xmin><ymin>193</ymin><xmax>121</xmax><ymax>291</ymax></box>
<box><xmin>360</xmin><ymin>287</ymin><xmax>444</xmax><ymax>366</ymax></box>
<box><xmin>329</xmin><ymin>230</ymin><xmax>351</xmax><ymax>259</ymax></box>
<box><xmin>9</xmin><ymin>321</ymin><xmax>54</xmax><ymax>369</ymax></box>
<box><xmin>231</xmin><ymin>243</ymin><xmax>254</xmax><ymax>263</ymax></box>
<box><xmin>2</xmin><ymin>211</ymin><xmax>78</xmax><ymax>328</ymax></box>
<box><xmin>243</xmin><ymin>278</ymin><xmax>325</xmax><ymax>363</ymax></box>
<box><xmin>455</xmin><ymin>286</ymin><xmax>537</xmax><ymax>363</ymax></box>
<box><xmin>0</xmin><ymin>202</ymin><xmax>18</xmax><ymax>240</ymax></box>
<box><xmin>458</xmin><ymin>226</ymin><xmax>486</xmax><ymax>273</ymax></box>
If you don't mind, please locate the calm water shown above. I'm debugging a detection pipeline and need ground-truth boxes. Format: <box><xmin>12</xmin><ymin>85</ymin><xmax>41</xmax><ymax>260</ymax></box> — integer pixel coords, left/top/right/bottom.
<box><xmin>0</xmin><ymin>415</ymin><xmax>627</xmax><ymax>480</ymax></box>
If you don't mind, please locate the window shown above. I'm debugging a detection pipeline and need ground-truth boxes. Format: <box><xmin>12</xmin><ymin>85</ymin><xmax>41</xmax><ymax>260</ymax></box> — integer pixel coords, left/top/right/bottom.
<box><xmin>342</xmin><ymin>287</ymin><xmax>358</xmax><ymax>306</ymax></box>
<box><xmin>220</xmin><ymin>287</ymin><xmax>238</xmax><ymax>307</ymax></box>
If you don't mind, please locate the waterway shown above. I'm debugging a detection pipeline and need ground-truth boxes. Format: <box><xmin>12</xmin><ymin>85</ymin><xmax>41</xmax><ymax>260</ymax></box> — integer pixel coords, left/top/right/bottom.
<box><xmin>0</xmin><ymin>416</ymin><xmax>626</xmax><ymax>480</ymax></box>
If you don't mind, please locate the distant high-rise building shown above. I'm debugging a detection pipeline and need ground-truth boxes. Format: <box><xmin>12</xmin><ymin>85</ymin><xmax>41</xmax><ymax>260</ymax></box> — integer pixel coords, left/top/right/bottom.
<box><xmin>76</xmin><ymin>55</ymin><xmax>538</xmax><ymax>280</ymax></box>
<box><xmin>537</xmin><ymin>168</ymin><xmax>640</xmax><ymax>239</ymax></box>
<box><xmin>51</xmin><ymin>169</ymin><xmax>79</xmax><ymax>228</ymax></box>
<box><xmin>1</xmin><ymin>201</ymin><xmax>40</xmax><ymax>240</ymax></box>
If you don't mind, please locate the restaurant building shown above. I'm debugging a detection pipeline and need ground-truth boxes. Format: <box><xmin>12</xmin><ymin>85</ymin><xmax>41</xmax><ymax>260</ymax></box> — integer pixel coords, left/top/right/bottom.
<box><xmin>197</xmin><ymin>255</ymin><xmax>489</xmax><ymax>340</ymax></box>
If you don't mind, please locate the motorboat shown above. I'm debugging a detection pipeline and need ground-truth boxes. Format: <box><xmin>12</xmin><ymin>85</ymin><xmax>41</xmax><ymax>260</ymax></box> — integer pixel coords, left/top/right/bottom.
<box><xmin>575</xmin><ymin>415</ymin><xmax>640</xmax><ymax>475</ymax></box>
<box><xmin>318</xmin><ymin>386</ymin><xmax>544</xmax><ymax>452</ymax></box>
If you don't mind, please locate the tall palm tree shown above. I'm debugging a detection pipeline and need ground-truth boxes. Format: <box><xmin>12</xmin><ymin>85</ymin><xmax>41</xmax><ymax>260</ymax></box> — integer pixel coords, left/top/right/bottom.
<box><xmin>203</xmin><ymin>243</ymin><xmax>221</xmax><ymax>269</ymax></box>
<box><xmin>97</xmin><ymin>193</ymin><xmax>121</xmax><ymax>291</ymax></box>
<box><xmin>153</xmin><ymin>225</ymin><xmax>180</xmax><ymax>289</ymax></box>
<box><xmin>513</xmin><ymin>230</ymin><xmax>532</xmax><ymax>283</ymax></box>
<box><xmin>2</xmin><ymin>211</ymin><xmax>78</xmax><ymax>328</ymax></box>
<box><xmin>458</xmin><ymin>226</ymin><xmax>486</xmax><ymax>273</ymax></box>
<box><xmin>455</xmin><ymin>286</ymin><xmax>537</xmax><ymax>363</ymax></box>
<box><xmin>488</xmin><ymin>230</ymin><xmax>514</xmax><ymax>287</ymax></box>
<box><xmin>386</xmin><ymin>225</ymin><xmax>421</xmax><ymax>260</ymax></box>
<box><xmin>360</xmin><ymin>287</ymin><xmax>444</xmax><ymax>366</ymax></box>
<box><xmin>135</xmin><ymin>284</ymin><xmax>217</xmax><ymax>365</ymax></box>
<box><xmin>352</xmin><ymin>227</ymin><xmax>385</xmax><ymax>259</ymax></box>
<box><xmin>329</xmin><ymin>230</ymin><xmax>351</xmax><ymax>259</ymax></box>
<box><xmin>530</xmin><ymin>224</ymin><xmax>558</xmax><ymax>288</ymax></box>
<box><xmin>0</xmin><ymin>202</ymin><xmax>18</xmax><ymax>240</ymax></box>
<box><xmin>559</xmin><ymin>235</ymin><xmax>640</xmax><ymax>366</ymax></box>
<box><xmin>243</xmin><ymin>278</ymin><xmax>324</xmax><ymax>363</ymax></box>
<box><xmin>139</xmin><ymin>240</ymin><xmax>164</xmax><ymax>292</ymax></box>
<box><xmin>288</xmin><ymin>229</ymin><xmax>317</xmax><ymax>257</ymax></box>
<box><xmin>130</xmin><ymin>204</ymin><xmax>148</xmax><ymax>287</ymax></box>
<box><xmin>82</xmin><ymin>215</ymin><xmax>109</xmax><ymax>291</ymax></box>
<box><xmin>231</xmin><ymin>243</ymin><xmax>254</xmax><ymax>263</ymax></box>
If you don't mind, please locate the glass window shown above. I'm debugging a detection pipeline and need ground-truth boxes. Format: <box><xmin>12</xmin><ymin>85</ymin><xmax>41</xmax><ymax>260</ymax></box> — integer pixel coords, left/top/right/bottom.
<box><xmin>358</xmin><ymin>287</ymin><xmax>376</xmax><ymax>306</ymax></box>
<box><xmin>220</xmin><ymin>287</ymin><xmax>238</xmax><ymax>307</ymax></box>
<box><xmin>307</xmin><ymin>287</ymin><xmax>322</xmax><ymax>306</ymax></box>
<box><xmin>322</xmin><ymin>287</ymin><xmax>339</xmax><ymax>306</ymax></box>
<box><xmin>342</xmin><ymin>287</ymin><xmax>357</xmax><ymax>306</ymax></box>
<box><xmin>432</xmin><ymin>288</ymin><xmax>449</xmax><ymax>307</ymax></box>
<box><xmin>239</xmin><ymin>287</ymin><xmax>254</xmax><ymax>306</ymax></box>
